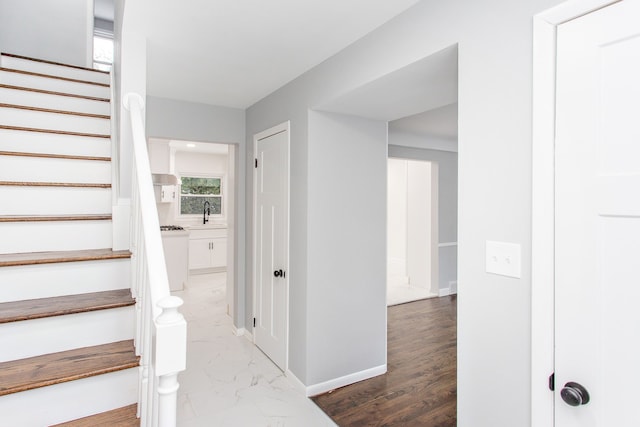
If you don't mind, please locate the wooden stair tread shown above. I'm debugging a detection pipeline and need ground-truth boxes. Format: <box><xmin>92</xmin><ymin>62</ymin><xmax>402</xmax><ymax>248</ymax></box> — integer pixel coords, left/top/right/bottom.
<box><xmin>0</xmin><ymin>150</ymin><xmax>110</xmax><ymax>161</ymax></box>
<box><xmin>0</xmin><ymin>248</ymin><xmax>131</xmax><ymax>267</ymax></box>
<box><xmin>0</xmin><ymin>102</ymin><xmax>110</xmax><ymax>120</ymax></box>
<box><xmin>0</xmin><ymin>124</ymin><xmax>110</xmax><ymax>139</ymax></box>
<box><xmin>51</xmin><ymin>404</ymin><xmax>139</xmax><ymax>427</ymax></box>
<box><xmin>0</xmin><ymin>83</ymin><xmax>109</xmax><ymax>102</ymax></box>
<box><xmin>0</xmin><ymin>181</ymin><xmax>111</xmax><ymax>188</ymax></box>
<box><xmin>0</xmin><ymin>289</ymin><xmax>134</xmax><ymax>324</ymax></box>
<box><xmin>0</xmin><ymin>214</ymin><xmax>111</xmax><ymax>222</ymax></box>
<box><xmin>0</xmin><ymin>340</ymin><xmax>139</xmax><ymax>396</ymax></box>
<box><xmin>1</xmin><ymin>52</ymin><xmax>110</xmax><ymax>75</ymax></box>
<box><xmin>0</xmin><ymin>67</ymin><xmax>110</xmax><ymax>88</ymax></box>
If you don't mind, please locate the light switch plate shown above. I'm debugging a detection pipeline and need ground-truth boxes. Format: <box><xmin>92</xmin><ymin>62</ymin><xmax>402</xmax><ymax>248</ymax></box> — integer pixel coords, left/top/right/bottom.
<box><xmin>486</xmin><ymin>241</ymin><xmax>521</xmax><ymax>278</ymax></box>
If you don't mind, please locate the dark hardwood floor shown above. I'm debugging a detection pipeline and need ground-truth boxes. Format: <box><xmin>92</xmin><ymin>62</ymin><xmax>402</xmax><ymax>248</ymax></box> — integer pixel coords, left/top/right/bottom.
<box><xmin>312</xmin><ymin>295</ymin><xmax>457</xmax><ymax>427</ymax></box>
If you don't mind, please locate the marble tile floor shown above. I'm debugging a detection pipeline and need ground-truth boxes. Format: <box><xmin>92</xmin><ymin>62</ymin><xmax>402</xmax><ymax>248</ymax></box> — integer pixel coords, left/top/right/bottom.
<box><xmin>387</xmin><ymin>280</ymin><xmax>436</xmax><ymax>306</ymax></box>
<box><xmin>172</xmin><ymin>272</ymin><xmax>337</xmax><ymax>427</ymax></box>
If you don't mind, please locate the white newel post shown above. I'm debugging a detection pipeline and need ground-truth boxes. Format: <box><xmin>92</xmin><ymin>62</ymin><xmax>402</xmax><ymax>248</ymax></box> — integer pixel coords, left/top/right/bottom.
<box><xmin>155</xmin><ymin>296</ymin><xmax>187</xmax><ymax>427</ymax></box>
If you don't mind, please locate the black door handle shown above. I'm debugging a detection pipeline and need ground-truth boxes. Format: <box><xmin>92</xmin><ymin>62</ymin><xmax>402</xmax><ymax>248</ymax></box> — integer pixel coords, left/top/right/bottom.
<box><xmin>561</xmin><ymin>382</ymin><xmax>590</xmax><ymax>406</ymax></box>
<box><xmin>274</xmin><ymin>269</ymin><xmax>285</xmax><ymax>278</ymax></box>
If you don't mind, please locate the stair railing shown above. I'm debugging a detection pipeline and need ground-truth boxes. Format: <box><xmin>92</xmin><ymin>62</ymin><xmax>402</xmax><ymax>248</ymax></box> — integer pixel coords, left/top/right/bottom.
<box><xmin>123</xmin><ymin>93</ymin><xmax>187</xmax><ymax>427</ymax></box>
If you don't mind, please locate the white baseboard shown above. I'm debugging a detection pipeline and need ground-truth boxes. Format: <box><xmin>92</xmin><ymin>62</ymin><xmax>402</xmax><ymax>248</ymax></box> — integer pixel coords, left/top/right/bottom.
<box><xmin>305</xmin><ymin>364</ymin><xmax>387</xmax><ymax>397</ymax></box>
<box><xmin>439</xmin><ymin>281</ymin><xmax>458</xmax><ymax>297</ymax></box>
<box><xmin>285</xmin><ymin>369</ymin><xmax>307</xmax><ymax>394</ymax></box>
<box><xmin>231</xmin><ymin>326</ymin><xmax>253</xmax><ymax>342</ymax></box>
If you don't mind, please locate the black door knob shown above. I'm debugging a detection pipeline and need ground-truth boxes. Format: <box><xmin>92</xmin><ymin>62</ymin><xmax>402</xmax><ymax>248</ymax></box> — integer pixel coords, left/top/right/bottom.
<box><xmin>560</xmin><ymin>382</ymin><xmax>590</xmax><ymax>406</ymax></box>
<box><xmin>274</xmin><ymin>269</ymin><xmax>283</xmax><ymax>278</ymax></box>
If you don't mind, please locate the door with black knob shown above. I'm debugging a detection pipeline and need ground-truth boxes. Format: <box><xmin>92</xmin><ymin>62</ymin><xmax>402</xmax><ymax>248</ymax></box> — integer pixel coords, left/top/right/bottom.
<box><xmin>253</xmin><ymin>123</ymin><xmax>289</xmax><ymax>371</ymax></box>
<box><xmin>555</xmin><ymin>1</ymin><xmax>640</xmax><ymax>425</ymax></box>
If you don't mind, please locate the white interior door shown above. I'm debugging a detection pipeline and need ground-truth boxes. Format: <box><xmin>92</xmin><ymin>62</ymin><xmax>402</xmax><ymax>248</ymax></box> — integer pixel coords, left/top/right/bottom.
<box><xmin>555</xmin><ymin>1</ymin><xmax>640</xmax><ymax>425</ymax></box>
<box><xmin>254</xmin><ymin>123</ymin><xmax>289</xmax><ymax>371</ymax></box>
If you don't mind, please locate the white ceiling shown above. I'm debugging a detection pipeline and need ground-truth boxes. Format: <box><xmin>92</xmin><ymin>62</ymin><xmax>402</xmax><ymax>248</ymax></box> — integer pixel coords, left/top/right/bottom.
<box><xmin>389</xmin><ymin>103</ymin><xmax>458</xmax><ymax>140</ymax></box>
<box><xmin>146</xmin><ymin>0</ymin><xmax>420</xmax><ymax>108</ymax></box>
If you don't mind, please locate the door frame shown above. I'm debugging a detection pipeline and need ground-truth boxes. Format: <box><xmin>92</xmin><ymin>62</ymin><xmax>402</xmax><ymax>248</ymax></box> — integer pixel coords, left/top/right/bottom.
<box><xmin>252</xmin><ymin>121</ymin><xmax>291</xmax><ymax>371</ymax></box>
<box><xmin>531</xmin><ymin>1</ymin><xmax>619</xmax><ymax>425</ymax></box>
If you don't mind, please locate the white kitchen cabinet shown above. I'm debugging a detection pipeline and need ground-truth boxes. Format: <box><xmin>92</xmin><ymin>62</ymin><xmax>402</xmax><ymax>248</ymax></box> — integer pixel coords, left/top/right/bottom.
<box><xmin>188</xmin><ymin>228</ymin><xmax>227</xmax><ymax>271</ymax></box>
<box><xmin>154</xmin><ymin>184</ymin><xmax>176</xmax><ymax>203</ymax></box>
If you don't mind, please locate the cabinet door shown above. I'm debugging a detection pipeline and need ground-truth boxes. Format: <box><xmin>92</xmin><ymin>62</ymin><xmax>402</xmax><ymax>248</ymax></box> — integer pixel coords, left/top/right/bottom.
<box><xmin>188</xmin><ymin>239</ymin><xmax>212</xmax><ymax>270</ymax></box>
<box><xmin>211</xmin><ymin>238</ymin><xmax>227</xmax><ymax>268</ymax></box>
<box><xmin>154</xmin><ymin>185</ymin><xmax>175</xmax><ymax>203</ymax></box>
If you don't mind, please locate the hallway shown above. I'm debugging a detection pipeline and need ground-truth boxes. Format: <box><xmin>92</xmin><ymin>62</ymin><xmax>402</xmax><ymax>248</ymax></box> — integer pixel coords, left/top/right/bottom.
<box><xmin>174</xmin><ymin>273</ymin><xmax>335</xmax><ymax>426</ymax></box>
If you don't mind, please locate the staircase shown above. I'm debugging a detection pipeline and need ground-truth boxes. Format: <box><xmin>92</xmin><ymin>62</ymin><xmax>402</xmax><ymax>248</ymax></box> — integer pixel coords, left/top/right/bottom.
<box><xmin>0</xmin><ymin>53</ymin><xmax>140</xmax><ymax>426</ymax></box>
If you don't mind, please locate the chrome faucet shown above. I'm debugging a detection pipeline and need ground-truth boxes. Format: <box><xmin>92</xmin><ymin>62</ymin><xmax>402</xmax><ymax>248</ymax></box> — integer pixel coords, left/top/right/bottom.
<box><xmin>203</xmin><ymin>201</ymin><xmax>210</xmax><ymax>224</ymax></box>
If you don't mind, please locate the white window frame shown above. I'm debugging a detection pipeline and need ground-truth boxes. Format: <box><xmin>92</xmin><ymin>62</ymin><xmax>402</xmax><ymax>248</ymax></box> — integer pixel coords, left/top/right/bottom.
<box><xmin>177</xmin><ymin>173</ymin><xmax>225</xmax><ymax>219</ymax></box>
<box><xmin>93</xmin><ymin>28</ymin><xmax>114</xmax><ymax>71</ymax></box>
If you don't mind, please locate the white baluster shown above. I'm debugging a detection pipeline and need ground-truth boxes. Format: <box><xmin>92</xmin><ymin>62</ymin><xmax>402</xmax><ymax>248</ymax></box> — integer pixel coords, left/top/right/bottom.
<box><xmin>157</xmin><ymin>373</ymin><xmax>179</xmax><ymax>427</ymax></box>
<box><xmin>155</xmin><ymin>297</ymin><xmax>186</xmax><ymax>427</ymax></box>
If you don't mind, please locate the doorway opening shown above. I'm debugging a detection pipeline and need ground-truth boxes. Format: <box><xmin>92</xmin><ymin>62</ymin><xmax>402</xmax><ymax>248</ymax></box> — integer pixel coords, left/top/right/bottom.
<box><xmin>386</xmin><ymin>158</ymin><xmax>439</xmax><ymax>306</ymax></box>
<box><xmin>387</xmin><ymin>102</ymin><xmax>459</xmax><ymax>305</ymax></box>
<box><xmin>147</xmin><ymin>137</ymin><xmax>238</xmax><ymax>321</ymax></box>
<box><xmin>310</xmin><ymin>44</ymin><xmax>459</xmax><ymax>419</ymax></box>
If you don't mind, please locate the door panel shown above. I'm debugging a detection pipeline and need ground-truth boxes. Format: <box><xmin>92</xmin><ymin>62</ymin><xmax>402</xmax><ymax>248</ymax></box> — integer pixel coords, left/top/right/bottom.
<box><xmin>555</xmin><ymin>1</ymin><xmax>640</xmax><ymax>425</ymax></box>
<box><xmin>254</xmin><ymin>128</ymin><xmax>288</xmax><ymax>370</ymax></box>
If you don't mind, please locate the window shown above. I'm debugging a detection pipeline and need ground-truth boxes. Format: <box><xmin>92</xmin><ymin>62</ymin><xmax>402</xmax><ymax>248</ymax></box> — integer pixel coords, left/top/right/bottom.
<box><xmin>179</xmin><ymin>176</ymin><xmax>223</xmax><ymax>216</ymax></box>
<box><xmin>93</xmin><ymin>33</ymin><xmax>113</xmax><ymax>71</ymax></box>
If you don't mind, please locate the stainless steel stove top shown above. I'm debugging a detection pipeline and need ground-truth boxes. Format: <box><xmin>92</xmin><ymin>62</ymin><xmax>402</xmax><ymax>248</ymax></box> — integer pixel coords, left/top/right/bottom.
<box><xmin>160</xmin><ymin>225</ymin><xmax>185</xmax><ymax>231</ymax></box>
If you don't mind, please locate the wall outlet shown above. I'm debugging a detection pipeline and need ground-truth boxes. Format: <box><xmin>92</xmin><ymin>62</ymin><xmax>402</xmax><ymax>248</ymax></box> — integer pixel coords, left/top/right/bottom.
<box><xmin>486</xmin><ymin>241</ymin><xmax>521</xmax><ymax>278</ymax></box>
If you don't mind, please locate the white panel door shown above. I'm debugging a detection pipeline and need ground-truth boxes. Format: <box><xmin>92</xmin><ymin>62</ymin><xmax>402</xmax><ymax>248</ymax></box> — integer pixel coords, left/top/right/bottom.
<box><xmin>555</xmin><ymin>1</ymin><xmax>640</xmax><ymax>425</ymax></box>
<box><xmin>254</xmin><ymin>125</ymin><xmax>289</xmax><ymax>370</ymax></box>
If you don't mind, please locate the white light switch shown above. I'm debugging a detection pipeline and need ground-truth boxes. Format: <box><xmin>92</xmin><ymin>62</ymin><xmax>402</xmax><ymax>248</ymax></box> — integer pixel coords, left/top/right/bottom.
<box><xmin>486</xmin><ymin>241</ymin><xmax>521</xmax><ymax>278</ymax></box>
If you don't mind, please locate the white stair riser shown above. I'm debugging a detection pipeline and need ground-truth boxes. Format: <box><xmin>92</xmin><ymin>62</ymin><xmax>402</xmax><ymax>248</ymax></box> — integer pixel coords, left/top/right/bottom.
<box><xmin>0</xmin><ymin>220</ymin><xmax>112</xmax><ymax>254</ymax></box>
<box><xmin>0</xmin><ymin>155</ymin><xmax>111</xmax><ymax>183</ymax></box>
<box><xmin>0</xmin><ymin>107</ymin><xmax>110</xmax><ymax>135</ymax></box>
<box><xmin>0</xmin><ymin>258</ymin><xmax>130</xmax><ymax>303</ymax></box>
<box><xmin>1</xmin><ymin>55</ymin><xmax>110</xmax><ymax>85</ymax></box>
<box><xmin>0</xmin><ymin>186</ymin><xmax>111</xmax><ymax>216</ymax></box>
<box><xmin>0</xmin><ymin>368</ymin><xmax>137</xmax><ymax>427</ymax></box>
<box><xmin>0</xmin><ymin>128</ymin><xmax>110</xmax><ymax>157</ymax></box>
<box><xmin>0</xmin><ymin>70</ymin><xmax>110</xmax><ymax>98</ymax></box>
<box><xmin>0</xmin><ymin>306</ymin><xmax>134</xmax><ymax>362</ymax></box>
<box><xmin>0</xmin><ymin>86</ymin><xmax>110</xmax><ymax>115</ymax></box>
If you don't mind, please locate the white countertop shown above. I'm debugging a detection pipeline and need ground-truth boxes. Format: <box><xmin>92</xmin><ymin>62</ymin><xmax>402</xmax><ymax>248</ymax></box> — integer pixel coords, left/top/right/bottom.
<box><xmin>184</xmin><ymin>223</ymin><xmax>227</xmax><ymax>230</ymax></box>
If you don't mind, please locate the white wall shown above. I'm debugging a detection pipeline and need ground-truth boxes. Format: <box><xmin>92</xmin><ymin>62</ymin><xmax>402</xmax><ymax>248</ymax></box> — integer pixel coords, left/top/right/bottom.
<box><xmin>246</xmin><ymin>0</ymin><xmax>564</xmax><ymax>424</ymax></box>
<box><xmin>387</xmin><ymin>158</ymin><xmax>435</xmax><ymax>291</ymax></box>
<box><xmin>387</xmin><ymin>159</ymin><xmax>408</xmax><ymax>280</ymax></box>
<box><xmin>146</xmin><ymin>96</ymin><xmax>245</xmax><ymax>144</ymax></box>
<box><xmin>306</xmin><ymin>110</ymin><xmax>388</xmax><ymax>386</ymax></box>
<box><xmin>406</xmin><ymin>160</ymin><xmax>434</xmax><ymax>291</ymax></box>
<box><xmin>388</xmin><ymin>145</ymin><xmax>457</xmax><ymax>291</ymax></box>
<box><xmin>0</xmin><ymin>0</ymin><xmax>93</xmax><ymax>67</ymax></box>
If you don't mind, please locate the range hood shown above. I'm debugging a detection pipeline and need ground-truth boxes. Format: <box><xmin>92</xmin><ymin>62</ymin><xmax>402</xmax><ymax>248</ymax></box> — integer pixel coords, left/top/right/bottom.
<box><xmin>152</xmin><ymin>173</ymin><xmax>179</xmax><ymax>185</ymax></box>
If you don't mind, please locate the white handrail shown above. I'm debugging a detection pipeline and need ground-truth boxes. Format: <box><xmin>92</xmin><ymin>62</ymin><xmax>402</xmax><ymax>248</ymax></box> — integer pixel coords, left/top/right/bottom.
<box><xmin>123</xmin><ymin>92</ymin><xmax>187</xmax><ymax>427</ymax></box>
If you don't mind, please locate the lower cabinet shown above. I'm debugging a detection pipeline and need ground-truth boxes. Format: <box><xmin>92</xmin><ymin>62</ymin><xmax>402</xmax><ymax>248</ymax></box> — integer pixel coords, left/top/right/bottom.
<box><xmin>188</xmin><ymin>228</ymin><xmax>227</xmax><ymax>271</ymax></box>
